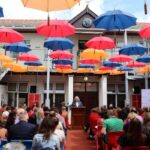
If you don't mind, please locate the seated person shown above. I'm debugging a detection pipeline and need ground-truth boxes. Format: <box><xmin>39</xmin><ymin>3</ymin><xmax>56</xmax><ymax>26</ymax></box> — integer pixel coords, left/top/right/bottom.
<box><xmin>7</xmin><ymin>108</ymin><xmax>37</xmax><ymax>141</ymax></box>
<box><xmin>71</xmin><ymin>96</ymin><xmax>83</xmax><ymax>107</ymax></box>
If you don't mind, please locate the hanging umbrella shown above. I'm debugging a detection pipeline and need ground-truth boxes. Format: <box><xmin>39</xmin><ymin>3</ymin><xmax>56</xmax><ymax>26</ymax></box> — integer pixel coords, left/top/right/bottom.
<box><xmin>103</xmin><ymin>60</ymin><xmax>122</xmax><ymax>67</ymax></box>
<box><xmin>24</xmin><ymin>61</ymin><xmax>42</xmax><ymax>66</ymax></box>
<box><xmin>55</xmin><ymin>64</ymin><xmax>72</xmax><ymax>69</ymax></box>
<box><xmin>139</xmin><ymin>24</ymin><xmax>150</xmax><ymax>38</ymax></box>
<box><xmin>109</xmin><ymin>54</ymin><xmax>133</xmax><ymax>63</ymax></box>
<box><xmin>0</xmin><ymin>28</ymin><xmax>24</xmax><ymax>43</ymax></box>
<box><xmin>28</xmin><ymin>66</ymin><xmax>47</xmax><ymax>71</ymax></box>
<box><xmin>119</xmin><ymin>66</ymin><xmax>133</xmax><ymax>71</ymax></box>
<box><xmin>141</xmin><ymin>65</ymin><xmax>150</xmax><ymax>73</ymax></box>
<box><xmin>80</xmin><ymin>49</ymin><xmax>109</xmax><ymax>60</ymax></box>
<box><xmin>12</xmin><ymin>66</ymin><xmax>28</xmax><ymax>73</ymax></box>
<box><xmin>0</xmin><ymin>7</ymin><xmax>4</xmax><ymax>17</ymax></box>
<box><xmin>79</xmin><ymin>59</ymin><xmax>100</xmax><ymax>64</ymax></box>
<box><xmin>119</xmin><ymin>43</ymin><xmax>147</xmax><ymax>55</ymax></box>
<box><xmin>94</xmin><ymin>69</ymin><xmax>110</xmax><ymax>74</ymax></box>
<box><xmin>36</xmin><ymin>20</ymin><xmax>75</xmax><ymax>37</ymax></box>
<box><xmin>110</xmin><ymin>70</ymin><xmax>125</xmax><ymax>75</ymax></box>
<box><xmin>76</xmin><ymin>68</ymin><xmax>93</xmax><ymax>73</ymax></box>
<box><xmin>136</xmin><ymin>68</ymin><xmax>145</xmax><ymax>75</ymax></box>
<box><xmin>85</xmin><ymin>36</ymin><xmax>115</xmax><ymax>50</ymax></box>
<box><xmin>44</xmin><ymin>38</ymin><xmax>74</xmax><ymax>50</ymax></box>
<box><xmin>99</xmin><ymin>66</ymin><xmax>115</xmax><ymax>71</ymax></box>
<box><xmin>4</xmin><ymin>42</ymin><xmax>31</xmax><ymax>53</ymax></box>
<box><xmin>17</xmin><ymin>53</ymin><xmax>39</xmax><ymax>62</ymax></box>
<box><xmin>56</xmin><ymin>68</ymin><xmax>73</xmax><ymax>74</ymax></box>
<box><xmin>3</xmin><ymin>62</ymin><xmax>23</xmax><ymax>69</ymax></box>
<box><xmin>0</xmin><ymin>54</ymin><xmax>13</xmax><ymax>63</ymax></box>
<box><xmin>93</xmin><ymin>10</ymin><xmax>137</xmax><ymax>30</ymax></box>
<box><xmin>49</xmin><ymin>50</ymin><xmax>73</xmax><ymax>59</ymax></box>
<box><xmin>127</xmin><ymin>61</ymin><xmax>145</xmax><ymax>68</ymax></box>
<box><xmin>79</xmin><ymin>64</ymin><xmax>95</xmax><ymax>68</ymax></box>
<box><xmin>136</xmin><ymin>55</ymin><xmax>150</xmax><ymax>63</ymax></box>
<box><xmin>52</xmin><ymin>59</ymin><xmax>73</xmax><ymax>65</ymax></box>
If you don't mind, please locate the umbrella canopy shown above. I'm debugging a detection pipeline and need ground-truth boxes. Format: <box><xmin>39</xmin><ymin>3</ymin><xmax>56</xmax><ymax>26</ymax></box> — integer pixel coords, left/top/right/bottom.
<box><xmin>3</xmin><ymin>62</ymin><xmax>23</xmax><ymax>69</ymax></box>
<box><xmin>110</xmin><ymin>70</ymin><xmax>125</xmax><ymax>75</ymax></box>
<box><xmin>17</xmin><ymin>53</ymin><xmax>39</xmax><ymax>62</ymax></box>
<box><xmin>0</xmin><ymin>28</ymin><xmax>24</xmax><ymax>43</ymax></box>
<box><xmin>139</xmin><ymin>65</ymin><xmax>150</xmax><ymax>73</ymax></box>
<box><xmin>78</xmin><ymin>64</ymin><xmax>95</xmax><ymax>68</ymax></box>
<box><xmin>119</xmin><ymin>66</ymin><xmax>133</xmax><ymax>71</ymax></box>
<box><xmin>119</xmin><ymin>43</ymin><xmax>147</xmax><ymax>55</ymax></box>
<box><xmin>109</xmin><ymin>54</ymin><xmax>133</xmax><ymax>63</ymax></box>
<box><xmin>0</xmin><ymin>54</ymin><xmax>13</xmax><ymax>63</ymax></box>
<box><xmin>49</xmin><ymin>50</ymin><xmax>73</xmax><ymax>59</ymax></box>
<box><xmin>24</xmin><ymin>61</ymin><xmax>42</xmax><ymax>66</ymax></box>
<box><xmin>136</xmin><ymin>68</ymin><xmax>145</xmax><ymax>75</ymax></box>
<box><xmin>4</xmin><ymin>42</ymin><xmax>31</xmax><ymax>53</ymax></box>
<box><xmin>103</xmin><ymin>60</ymin><xmax>122</xmax><ymax>67</ymax></box>
<box><xmin>56</xmin><ymin>68</ymin><xmax>73</xmax><ymax>74</ymax></box>
<box><xmin>36</xmin><ymin>20</ymin><xmax>75</xmax><ymax>37</ymax></box>
<box><xmin>44</xmin><ymin>38</ymin><xmax>74</xmax><ymax>50</ymax></box>
<box><xmin>94</xmin><ymin>69</ymin><xmax>110</xmax><ymax>74</ymax></box>
<box><xmin>76</xmin><ymin>68</ymin><xmax>93</xmax><ymax>73</ymax></box>
<box><xmin>28</xmin><ymin>66</ymin><xmax>47</xmax><ymax>71</ymax></box>
<box><xmin>80</xmin><ymin>49</ymin><xmax>109</xmax><ymax>60</ymax></box>
<box><xmin>21</xmin><ymin>0</ymin><xmax>80</xmax><ymax>12</ymax></box>
<box><xmin>55</xmin><ymin>64</ymin><xmax>72</xmax><ymax>69</ymax></box>
<box><xmin>12</xmin><ymin>66</ymin><xmax>28</xmax><ymax>73</ymax></box>
<box><xmin>99</xmin><ymin>66</ymin><xmax>115</xmax><ymax>71</ymax></box>
<box><xmin>85</xmin><ymin>36</ymin><xmax>115</xmax><ymax>50</ymax></box>
<box><xmin>79</xmin><ymin>59</ymin><xmax>100</xmax><ymax>64</ymax></box>
<box><xmin>52</xmin><ymin>59</ymin><xmax>73</xmax><ymax>65</ymax></box>
<box><xmin>0</xmin><ymin>7</ymin><xmax>4</xmax><ymax>17</ymax></box>
<box><xmin>93</xmin><ymin>10</ymin><xmax>137</xmax><ymax>30</ymax></box>
<box><xmin>139</xmin><ymin>24</ymin><xmax>150</xmax><ymax>38</ymax></box>
<box><xmin>127</xmin><ymin>61</ymin><xmax>145</xmax><ymax>68</ymax></box>
<box><xmin>136</xmin><ymin>55</ymin><xmax>150</xmax><ymax>63</ymax></box>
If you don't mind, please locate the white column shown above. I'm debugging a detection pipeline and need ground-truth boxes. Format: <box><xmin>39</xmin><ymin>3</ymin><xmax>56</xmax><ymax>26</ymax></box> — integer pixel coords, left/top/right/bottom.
<box><xmin>66</xmin><ymin>75</ymin><xmax>74</xmax><ymax>124</ymax></box>
<box><xmin>98</xmin><ymin>75</ymin><xmax>107</xmax><ymax>107</ymax></box>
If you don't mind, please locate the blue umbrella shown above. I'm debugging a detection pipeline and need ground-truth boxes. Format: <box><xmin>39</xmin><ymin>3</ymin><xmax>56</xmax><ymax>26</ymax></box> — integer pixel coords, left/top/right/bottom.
<box><xmin>52</xmin><ymin>59</ymin><xmax>73</xmax><ymax>65</ymax></box>
<box><xmin>79</xmin><ymin>64</ymin><xmax>95</xmax><ymax>68</ymax></box>
<box><xmin>44</xmin><ymin>38</ymin><xmax>74</xmax><ymax>50</ymax></box>
<box><xmin>119</xmin><ymin>66</ymin><xmax>133</xmax><ymax>71</ymax></box>
<box><xmin>24</xmin><ymin>61</ymin><xmax>42</xmax><ymax>66</ymax></box>
<box><xmin>136</xmin><ymin>55</ymin><xmax>150</xmax><ymax>63</ymax></box>
<box><xmin>4</xmin><ymin>42</ymin><xmax>31</xmax><ymax>53</ymax></box>
<box><xmin>0</xmin><ymin>7</ymin><xmax>4</xmax><ymax>17</ymax></box>
<box><xmin>93</xmin><ymin>10</ymin><xmax>136</xmax><ymax>30</ymax></box>
<box><xmin>119</xmin><ymin>43</ymin><xmax>147</xmax><ymax>55</ymax></box>
<box><xmin>103</xmin><ymin>60</ymin><xmax>122</xmax><ymax>67</ymax></box>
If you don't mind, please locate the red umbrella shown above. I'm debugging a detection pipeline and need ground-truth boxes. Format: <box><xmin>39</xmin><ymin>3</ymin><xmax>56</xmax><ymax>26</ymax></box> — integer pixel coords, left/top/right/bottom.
<box><xmin>55</xmin><ymin>64</ymin><xmax>72</xmax><ymax>69</ymax></box>
<box><xmin>49</xmin><ymin>50</ymin><xmax>73</xmax><ymax>59</ymax></box>
<box><xmin>79</xmin><ymin>59</ymin><xmax>100</xmax><ymax>64</ymax></box>
<box><xmin>127</xmin><ymin>61</ymin><xmax>145</xmax><ymax>68</ymax></box>
<box><xmin>99</xmin><ymin>66</ymin><xmax>115</xmax><ymax>70</ymax></box>
<box><xmin>109</xmin><ymin>54</ymin><xmax>133</xmax><ymax>63</ymax></box>
<box><xmin>17</xmin><ymin>53</ymin><xmax>39</xmax><ymax>62</ymax></box>
<box><xmin>139</xmin><ymin>24</ymin><xmax>150</xmax><ymax>38</ymax></box>
<box><xmin>36</xmin><ymin>20</ymin><xmax>75</xmax><ymax>37</ymax></box>
<box><xmin>85</xmin><ymin>36</ymin><xmax>115</xmax><ymax>50</ymax></box>
<box><xmin>0</xmin><ymin>28</ymin><xmax>24</xmax><ymax>43</ymax></box>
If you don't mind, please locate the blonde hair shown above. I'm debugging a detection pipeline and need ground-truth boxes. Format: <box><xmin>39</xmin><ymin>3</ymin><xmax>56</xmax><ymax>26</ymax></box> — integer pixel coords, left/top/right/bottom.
<box><xmin>17</xmin><ymin>108</ymin><xmax>28</xmax><ymax>121</ymax></box>
<box><xmin>36</xmin><ymin>109</ymin><xmax>44</xmax><ymax>120</ymax></box>
<box><xmin>128</xmin><ymin>112</ymin><xmax>136</xmax><ymax>120</ymax></box>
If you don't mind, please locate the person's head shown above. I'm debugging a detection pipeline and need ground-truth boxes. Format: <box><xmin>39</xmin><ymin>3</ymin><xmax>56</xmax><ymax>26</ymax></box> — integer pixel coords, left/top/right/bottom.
<box><xmin>36</xmin><ymin>109</ymin><xmax>44</xmax><ymax>120</ymax></box>
<box><xmin>1</xmin><ymin>111</ymin><xmax>9</xmax><ymax>122</ymax></box>
<box><xmin>74</xmin><ymin>96</ymin><xmax>80</xmax><ymax>101</ymax></box>
<box><xmin>109</xmin><ymin>104</ymin><xmax>113</xmax><ymax>109</ymax></box>
<box><xmin>128</xmin><ymin>112</ymin><xmax>136</xmax><ymax>120</ymax></box>
<box><xmin>17</xmin><ymin>108</ymin><xmax>28</xmax><ymax>121</ymax></box>
<box><xmin>5</xmin><ymin>111</ymin><xmax>17</xmax><ymax>128</ymax></box>
<box><xmin>107</xmin><ymin>109</ymin><xmax>116</xmax><ymax>117</ymax></box>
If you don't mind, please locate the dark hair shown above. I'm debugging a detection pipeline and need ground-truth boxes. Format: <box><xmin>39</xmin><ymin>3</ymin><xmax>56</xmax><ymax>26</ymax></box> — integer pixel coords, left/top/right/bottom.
<box><xmin>39</xmin><ymin>117</ymin><xmax>57</xmax><ymax>140</ymax></box>
<box><xmin>127</xmin><ymin>119</ymin><xmax>146</xmax><ymax>146</ymax></box>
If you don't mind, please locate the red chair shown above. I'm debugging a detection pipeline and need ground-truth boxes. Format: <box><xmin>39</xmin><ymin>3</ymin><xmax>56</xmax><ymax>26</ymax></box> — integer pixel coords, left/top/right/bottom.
<box><xmin>122</xmin><ymin>146</ymin><xmax>149</xmax><ymax>150</ymax></box>
<box><xmin>105</xmin><ymin>131</ymin><xmax>125</xmax><ymax>150</ymax></box>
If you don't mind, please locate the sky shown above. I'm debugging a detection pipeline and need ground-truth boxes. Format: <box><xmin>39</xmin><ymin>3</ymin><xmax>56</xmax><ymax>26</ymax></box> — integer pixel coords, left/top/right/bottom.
<box><xmin>0</xmin><ymin>0</ymin><xmax>150</xmax><ymax>22</ymax></box>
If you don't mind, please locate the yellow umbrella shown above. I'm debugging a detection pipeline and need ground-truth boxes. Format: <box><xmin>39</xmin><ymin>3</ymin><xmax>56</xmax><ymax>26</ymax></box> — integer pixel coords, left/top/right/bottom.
<box><xmin>0</xmin><ymin>55</ymin><xmax>13</xmax><ymax>63</ymax></box>
<box><xmin>3</xmin><ymin>62</ymin><xmax>23</xmax><ymax>69</ymax></box>
<box><xmin>142</xmin><ymin>65</ymin><xmax>150</xmax><ymax>73</ymax></box>
<box><xmin>28</xmin><ymin>66</ymin><xmax>47</xmax><ymax>71</ymax></box>
<box><xmin>21</xmin><ymin>0</ymin><xmax>80</xmax><ymax>12</ymax></box>
<box><xmin>12</xmin><ymin>66</ymin><xmax>28</xmax><ymax>73</ymax></box>
<box><xmin>110</xmin><ymin>70</ymin><xmax>125</xmax><ymax>75</ymax></box>
<box><xmin>136</xmin><ymin>68</ymin><xmax>145</xmax><ymax>75</ymax></box>
<box><xmin>80</xmin><ymin>48</ymin><xmax>109</xmax><ymax>60</ymax></box>
<box><xmin>56</xmin><ymin>68</ymin><xmax>73</xmax><ymax>74</ymax></box>
<box><xmin>94</xmin><ymin>69</ymin><xmax>110</xmax><ymax>74</ymax></box>
<box><xmin>76</xmin><ymin>68</ymin><xmax>93</xmax><ymax>73</ymax></box>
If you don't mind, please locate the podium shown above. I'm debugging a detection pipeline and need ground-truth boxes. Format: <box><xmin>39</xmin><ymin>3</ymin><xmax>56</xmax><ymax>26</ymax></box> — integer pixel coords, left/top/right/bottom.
<box><xmin>71</xmin><ymin>107</ymin><xmax>86</xmax><ymax>129</ymax></box>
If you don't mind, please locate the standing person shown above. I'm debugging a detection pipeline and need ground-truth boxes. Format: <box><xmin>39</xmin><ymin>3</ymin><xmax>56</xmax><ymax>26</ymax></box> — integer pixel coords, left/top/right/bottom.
<box><xmin>71</xmin><ymin>96</ymin><xmax>83</xmax><ymax>107</ymax></box>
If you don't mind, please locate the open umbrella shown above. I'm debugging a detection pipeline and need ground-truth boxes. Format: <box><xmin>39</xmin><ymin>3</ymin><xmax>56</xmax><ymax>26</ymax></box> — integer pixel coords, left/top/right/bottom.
<box><xmin>94</xmin><ymin>69</ymin><xmax>110</xmax><ymax>74</ymax></box>
<box><xmin>55</xmin><ymin>64</ymin><xmax>72</xmax><ymax>69</ymax></box>
<box><xmin>0</xmin><ymin>54</ymin><xmax>13</xmax><ymax>63</ymax></box>
<box><xmin>79</xmin><ymin>64</ymin><xmax>95</xmax><ymax>68</ymax></box>
<box><xmin>28</xmin><ymin>66</ymin><xmax>47</xmax><ymax>71</ymax></box>
<box><xmin>0</xmin><ymin>7</ymin><xmax>4</xmax><ymax>17</ymax></box>
<box><xmin>49</xmin><ymin>50</ymin><xmax>73</xmax><ymax>59</ymax></box>
<box><xmin>0</xmin><ymin>28</ymin><xmax>24</xmax><ymax>43</ymax></box>
<box><xmin>3</xmin><ymin>62</ymin><xmax>23</xmax><ymax>69</ymax></box>
<box><xmin>85</xmin><ymin>36</ymin><xmax>115</xmax><ymax>50</ymax></box>
<box><xmin>119</xmin><ymin>43</ymin><xmax>147</xmax><ymax>55</ymax></box>
<box><xmin>24</xmin><ymin>61</ymin><xmax>42</xmax><ymax>66</ymax></box>
<box><xmin>93</xmin><ymin>10</ymin><xmax>137</xmax><ymax>30</ymax></box>
<box><xmin>36</xmin><ymin>20</ymin><xmax>75</xmax><ymax>37</ymax></box>
<box><xmin>4</xmin><ymin>42</ymin><xmax>31</xmax><ymax>53</ymax></box>
<box><xmin>103</xmin><ymin>60</ymin><xmax>122</xmax><ymax>67</ymax></box>
<box><xmin>44</xmin><ymin>38</ymin><xmax>74</xmax><ymax>50</ymax></box>
<box><xmin>127</xmin><ymin>61</ymin><xmax>145</xmax><ymax>68</ymax></box>
<box><xmin>76</xmin><ymin>68</ymin><xmax>93</xmax><ymax>73</ymax></box>
<box><xmin>17</xmin><ymin>53</ymin><xmax>39</xmax><ymax>62</ymax></box>
<box><xmin>52</xmin><ymin>59</ymin><xmax>73</xmax><ymax>65</ymax></box>
<box><xmin>79</xmin><ymin>59</ymin><xmax>100</xmax><ymax>64</ymax></box>
<box><xmin>139</xmin><ymin>24</ymin><xmax>150</xmax><ymax>38</ymax></box>
<box><xmin>119</xmin><ymin>66</ymin><xmax>133</xmax><ymax>71</ymax></box>
<box><xmin>12</xmin><ymin>66</ymin><xmax>28</xmax><ymax>73</ymax></box>
<box><xmin>56</xmin><ymin>68</ymin><xmax>73</xmax><ymax>74</ymax></box>
<box><xmin>110</xmin><ymin>70</ymin><xmax>125</xmax><ymax>75</ymax></box>
<box><xmin>136</xmin><ymin>55</ymin><xmax>150</xmax><ymax>63</ymax></box>
<box><xmin>99</xmin><ymin>66</ymin><xmax>115</xmax><ymax>71</ymax></box>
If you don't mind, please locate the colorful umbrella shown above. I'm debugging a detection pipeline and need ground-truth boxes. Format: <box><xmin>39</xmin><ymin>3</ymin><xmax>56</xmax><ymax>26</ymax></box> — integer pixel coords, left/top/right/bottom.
<box><xmin>136</xmin><ymin>55</ymin><xmax>150</xmax><ymax>63</ymax></box>
<box><xmin>85</xmin><ymin>36</ymin><xmax>115</xmax><ymax>50</ymax></box>
<box><xmin>0</xmin><ymin>7</ymin><xmax>4</xmax><ymax>17</ymax></box>
<box><xmin>139</xmin><ymin>24</ymin><xmax>150</xmax><ymax>38</ymax></box>
<box><xmin>119</xmin><ymin>43</ymin><xmax>147</xmax><ymax>55</ymax></box>
<box><xmin>28</xmin><ymin>66</ymin><xmax>47</xmax><ymax>71</ymax></box>
<box><xmin>79</xmin><ymin>59</ymin><xmax>100</xmax><ymax>64</ymax></box>
<box><xmin>36</xmin><ymin>20</ymin><xmax>75</xmax><ymax>37</ymax></box>
<box><xmin>79</xmin><ymin>64</ymin><xmax>95</xmax><ymax>68</ymax></box>
<box><xmin>99</xmin><ymin>66</ymin><xmax>115</xmax><ymax>71</ymax></box>
<box><xmin>94</xmin><ymin>69</ymin><xmax>110</xmax><ymax>74</ymax></box>
<box><xmin>140</xmin><ymin>65</ymin><xmax>150</xmax><ymax>73</ymax></box>
<box><xmin>24</xmin><ymin>61</ymin><xmax>42</xmax><ymax>66</ymax></box>
<box><xmin>109</xmin><ymin>54</ymin><xmax>133</xmax><ymax>63</ymax></box>
<box><xmin>49</xmin><ymin>50</ymin><xmax>73</xmax><ymax>59</ymax></box>
<box><xmin>119</xmin><ymin>66</ymin><xmax>133</xmax><ymax>71</ymax></box>
<box><xmin>103</xmin><ymin>60</ymin><xmax>122</xmax><ymax>67</ymax></box>
<box><xmin>76</xmin><ymin>68</ymin><xmax>93</xmax><ymax>73</ymax></box>
<box><xmin>4</xmin><ymin>42</ymin><xmax>31</xmax><ymax>53</ymax></box>
<box><xmin>80</xmin><ymin>49</ymin><xmax>109</xmax><ymax>60</ymax></box>
<box><xmin>110</xmin><ymin>70</ymin><xmax>125</xmax><ymax>75</ymax></box>
<box><xmin>3</xmin><ymin>62</ymin><xmax>23</xmax><ymax>69</ymax></box>
<box><xmin>127</xmin><ymin>61</ymin><xmax>145</xmax><ymax>68</ymax></box>
<box><xmin>136</xmin><ymin>68</ymin><xmax>146</xmax><ymax>75</ymax></box>
<box><xmin>0</xmin><ymin>28</ymin><xmax>24</xmax><ymax>43</ymax></box>
<box><xmin>0</xmin><ymin>54</ymin><xmax>13</xmax><ymax>63</ymax></box>
<box><xmin>12</xmin><ymin>66</ymin><xmax>28</xmax><ymax>73</ymax></box>
<box><xmin>55</xmin><ymin>64</ymin><xmax>72</xmax><ymax>69</ymax></box>
<box><xmin>44</xmin><ymin>38</ymin><xmax>74</xmax><ymax>50</ymax></box>
<box><xmin>52</xmin><ymin>59</ymin><xmax>73</xmax><ymax>65</ymax></box>
<box><xmin>93</xmin><ymin>10</ymin><xmax>137</xmax><ymax>30</ymax></box>
<box><xmin>56</xmin><ymin>68</ymin><xmax>73</xmax><ymax>74</ymax></box>
<box><xmin>17</xmin><ymin>53</ymin><xmax>39</xmax><ymax>62</ymax></box>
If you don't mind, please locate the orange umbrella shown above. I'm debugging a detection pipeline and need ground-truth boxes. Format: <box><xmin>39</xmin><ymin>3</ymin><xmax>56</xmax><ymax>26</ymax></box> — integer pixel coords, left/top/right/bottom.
<box><xmin>94</xmin><ymin>69</ymin><xmax>110</xmax><ymax>74</ymax></box>
<box><xmin>56</xmin><ymin>68</ymin><xmax>73</xmax><ymax>74</ymax></box>
<box><xmin>28</xmin><ymin>66</ymin><xmax>47</xmax><ymax>71</ymax></box>
<box><xmin>12</xmin><ymin>66</ymin><xmax>28</xmax><ymax>73</ymax></box>
<box><xmin>136</xmin><ymin>68</ymin><xmax>145</xmax><ymax>75</ymax></box>
<box><xmin>76</xmin><ymin>68</ymin><xmax>93</xmax><ymax>73</ymax></box>
<box><xmin>110</xmin><ymin>70</ymin><xmax>125</xmax><ymax>75</ymax></box>
<box><xmin>3</xmin><ymin>62</ymin><xmax>23</xmax><ymax>69</ymax></box>
<box><xmin>0</xmin><ymin>54</ymin><xmax>13</xmax><ymax>63</ymax></box>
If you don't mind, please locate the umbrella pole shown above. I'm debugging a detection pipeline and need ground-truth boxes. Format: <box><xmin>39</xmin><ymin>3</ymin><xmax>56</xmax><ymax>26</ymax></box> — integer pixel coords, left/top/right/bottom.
<box><xmin>145</xmin><ymin>73</ymin><xmax>148</xmax><ymax>89</ymax></box>
<box><xmin>45</xmin><ymin>49</ymin><xmax>51</xmax><ymax>108</ymax></box>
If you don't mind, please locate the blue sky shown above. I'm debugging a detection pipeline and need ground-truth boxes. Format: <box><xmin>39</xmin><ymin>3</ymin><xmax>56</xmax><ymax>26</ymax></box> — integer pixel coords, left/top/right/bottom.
<box><xmin>0</xmin><ymin>0</ymin><xmax>150</xmax><ymax>22</ymax></box>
